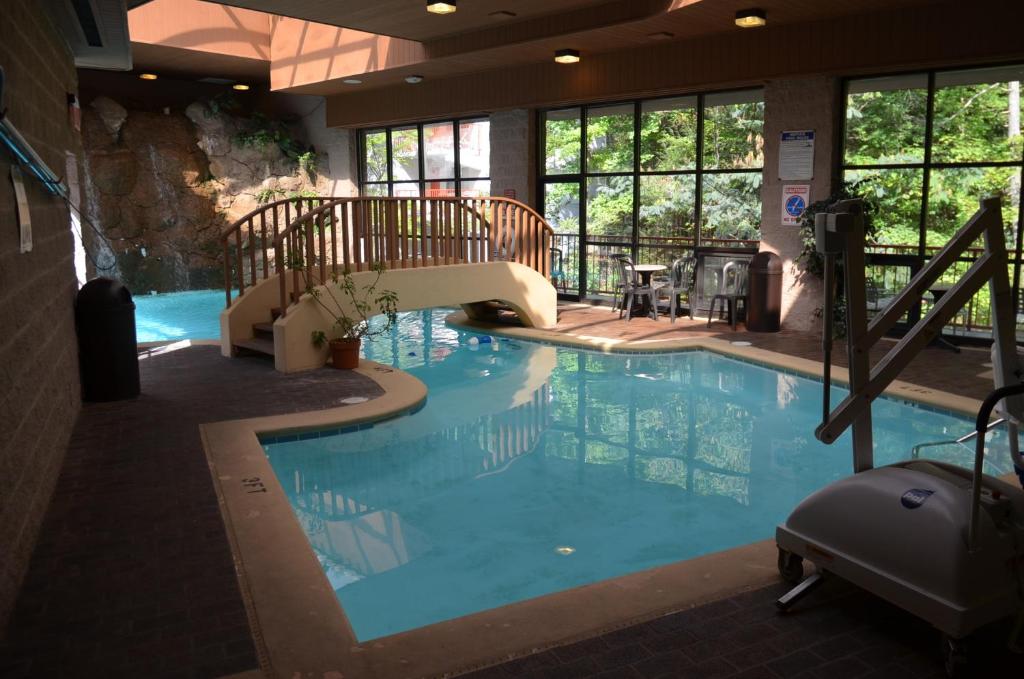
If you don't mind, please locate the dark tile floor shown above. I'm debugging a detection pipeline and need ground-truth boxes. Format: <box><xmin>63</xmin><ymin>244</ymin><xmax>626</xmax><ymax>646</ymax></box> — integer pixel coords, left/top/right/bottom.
<box><xmin>464</xmin><ymin>580</ymin><xmax>1017</xmax><ymax>679</ymax></box>
<box><xmin>0</xmin><ymin>346</ymin><xmax>383</xmax><ymax>679</ymax></box>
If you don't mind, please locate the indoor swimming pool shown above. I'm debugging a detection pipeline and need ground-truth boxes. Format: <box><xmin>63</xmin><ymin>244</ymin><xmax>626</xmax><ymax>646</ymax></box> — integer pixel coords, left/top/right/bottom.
<box><xmin>133</xmin><ymin>289</ymin><xmax>223</xmax><ymax>342</ymax></box>
<box><xmin>261</xmin><ymin>309</ymin><xmax>1015</xmax><ymax>641</ymax></box>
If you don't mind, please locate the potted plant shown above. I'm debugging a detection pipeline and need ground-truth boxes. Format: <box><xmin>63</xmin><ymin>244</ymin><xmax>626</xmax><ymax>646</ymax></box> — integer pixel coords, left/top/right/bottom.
<box><xmin>303</xmin><ymin>260</ymin><xmax>399</xmax><ymax>369</ymax></box>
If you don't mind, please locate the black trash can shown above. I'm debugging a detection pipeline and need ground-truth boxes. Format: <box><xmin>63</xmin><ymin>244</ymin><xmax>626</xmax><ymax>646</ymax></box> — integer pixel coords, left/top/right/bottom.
<box><xmin>75</xmin><ymin>278</ymin><xmax>140</xmax><ymax>401</ymax></box>
<box><xmin>747</xmin><ymin>251</ymin><xmax>782</xmax><ymax>332</ymax></box>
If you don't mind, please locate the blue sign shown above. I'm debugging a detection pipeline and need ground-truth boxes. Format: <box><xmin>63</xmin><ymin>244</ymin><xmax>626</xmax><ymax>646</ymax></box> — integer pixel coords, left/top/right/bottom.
<box><xmin>785</xmin><ymin>195</ymin><xmax>806</xmax><ymax>217</ymax></box>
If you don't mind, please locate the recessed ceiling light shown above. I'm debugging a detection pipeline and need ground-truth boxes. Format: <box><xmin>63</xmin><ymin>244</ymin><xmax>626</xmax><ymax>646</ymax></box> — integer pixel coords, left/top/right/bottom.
<box><xmin>343</xmin><ymin>78</ymin><xmax>362</xmax><ymax>85</ymax></box>
<box><xmin>735</xmin><ymin>8</ymin><xmax>766</xmax><ymax>28</ymax></box>
<box><xmin>232</xmin><ymin>83</ymin><xmax>250</xmax><ymax>91</ymax></box>
<box><xmin>647</xmin><ymin>31</ymin><xmax>675</xmax><ymax>40</ymax></box>
<box><xmin>405</xmin><ymin>75</ymin><xmax>424</xmax><ymax>84</ymax></box>
<box><xmin>139</xmin><ymin>73</ymin><xmax>158</xmax><ymax>80</ymax></box>
<box><xmin>426</xmin><ymin>1</ymin><xmax>456</xmax><ymax>14</ymax></box>
<box><xmin>489</xmin><ymin>10</ymin><xmax>516</xmax><ymax>19</ymax></box>
<box><xmin>554</xmin><ymin>49</ymin><xmax>580</xmax><ymax>64</ymax></box>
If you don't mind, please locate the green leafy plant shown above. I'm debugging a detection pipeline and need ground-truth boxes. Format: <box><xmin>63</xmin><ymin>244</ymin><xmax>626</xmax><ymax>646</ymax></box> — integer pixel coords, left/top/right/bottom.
<box><xmin>255</xmin><ymin>187</ymin><xmax>286</xmax><ymax>204</ymax></box>
<box><xmin>297</xmin><ymin>150</ymin><xmax>318</xmax><ymax>177</ymax></box>
<box><xmin>298</xmin><ymin>258</ymin><xmax>398</xmax><ymax>346</ymax></box>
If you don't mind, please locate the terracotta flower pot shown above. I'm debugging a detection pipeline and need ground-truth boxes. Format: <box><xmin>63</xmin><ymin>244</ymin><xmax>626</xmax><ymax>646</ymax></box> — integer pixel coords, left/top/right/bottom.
<box><xmin>329</xmin><ymin>338</ymin><xmax>361</xmax><ymax>369</ymax></box>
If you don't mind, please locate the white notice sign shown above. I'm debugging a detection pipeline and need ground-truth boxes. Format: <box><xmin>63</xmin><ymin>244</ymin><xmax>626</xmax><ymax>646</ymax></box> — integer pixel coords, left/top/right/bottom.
<box><xmin>779</xmin><ymin>130</ymin><xmax>814</xmax><ymax>180</ymax></box>
<box><xmin>781</xmin><ymin>184</ymin><xmax>810</xmax><ymax>226</ymax></box>
<box><xmin>11</xmin><ymin>166</ymin><xmax>32</xmax><ymax>253</ymax></box>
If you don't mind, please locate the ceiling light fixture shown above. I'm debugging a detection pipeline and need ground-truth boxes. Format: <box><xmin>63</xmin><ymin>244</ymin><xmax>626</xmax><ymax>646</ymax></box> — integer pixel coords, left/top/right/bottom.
<box><xmin>405</xmin><ymin>75</ymin><xmax>424</xmax><ymax>84</ymax></box>
<box><xmin>735</xmin><ymin>8</ymin><xmax>766</xmax><ymax>28</ymax></box>
<box><xmin>232</xmin><ymin>83</ymin><xmax>250</xmax><ymax>91</ymax></box>
<box><xmin>647</xmin><ymin>31</ymin><xmax>675</xmax><ymax>40</ymax></box>
<box><xmin>554</xmin><ymin>49</ymin><xmax>580</xmax><ymax>65</ymax></box>
<box><xmin>139</xmin><ymin>73</ymin><xmax>158</xmax><ymax>80</ymax></box>
<box><xmin>426</xmin><ymin>1</ymin><xmax>456</xmax><ymax>14</ymax></box>
<box><xmin>488</xmin><ymin>10</ymin><xmax>516</xmax><ymax>19</ymax></box>
<box><xmin>343</xmin><ymin>78</ymin><xmax>363</xmax><ymax>85</ymax></box>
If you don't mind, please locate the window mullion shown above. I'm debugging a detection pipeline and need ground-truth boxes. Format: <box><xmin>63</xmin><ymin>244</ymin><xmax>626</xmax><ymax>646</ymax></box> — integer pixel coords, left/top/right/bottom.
<box><xmin>695</xmin><ymin>94</ymin><xmax>705</xmax><ymax>249</ymax></box>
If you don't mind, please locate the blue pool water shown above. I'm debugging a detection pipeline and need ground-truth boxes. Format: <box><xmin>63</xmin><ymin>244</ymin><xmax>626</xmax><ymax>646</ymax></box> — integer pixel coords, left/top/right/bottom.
<box><xmin>262</xmin><ymin>309</ymin><xmax>1015</xmax><ymax>641</ymax></box>
<box><xmin>133</xmin><ymin>289</ymin><xmax>223</xmax><ymax>342</ymax></box>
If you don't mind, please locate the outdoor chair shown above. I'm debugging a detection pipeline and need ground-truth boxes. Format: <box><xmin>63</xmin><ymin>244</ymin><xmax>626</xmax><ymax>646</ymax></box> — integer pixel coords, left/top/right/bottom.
<box><xmin>550</xmin><ymin>247</ymin><xmax>567</xmax><ymax>292</ymax></box>
<box><xmin>707</xmin><ymin>260</ymin><xmax>749</xmax><ymax>330</ymax></box>
<box><xmin>614</xmin><ymin>254</ymin><xmax>663</xmax><ymax>322</ymax></box>
<box><xmin>659</xmin><ymin>256</ymin><xmax>697</xmax><ymax>323</ymax></box>
<box><xmin>610</xmin><ymin>253</ymin><xmax>630</xmax><ymax>313</ymax></box>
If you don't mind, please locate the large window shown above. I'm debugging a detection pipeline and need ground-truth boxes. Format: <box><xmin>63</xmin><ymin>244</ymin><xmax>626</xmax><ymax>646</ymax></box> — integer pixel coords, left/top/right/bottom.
<box><xmin>360</xmin><ymin>118</ymin><xmax>490</xmax><ymax>197</ymax></box>
<box><xmin>842</xmin><ymin>65</ymin><xmax>1024</xmax><ymax>338</ymax></box>
<box><xmin>541</xmin><ymin>90</ymin><xmax>764</xmax><ymax>298</ymax></box>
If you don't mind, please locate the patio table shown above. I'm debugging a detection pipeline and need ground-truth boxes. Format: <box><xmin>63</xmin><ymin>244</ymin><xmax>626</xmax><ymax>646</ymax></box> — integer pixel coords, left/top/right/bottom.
<box><xmin>631</xmin><ymin>264</ymin><xmax>666</xmax><ymax>317</ymax></box>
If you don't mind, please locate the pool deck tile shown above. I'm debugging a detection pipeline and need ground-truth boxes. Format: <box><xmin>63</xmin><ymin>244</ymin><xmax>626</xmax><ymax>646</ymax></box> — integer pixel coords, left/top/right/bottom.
<box><xmin>1</xmin><ymin>310</ymin><xmax>1019</xmax><ymax>678</ymax></box>
<box><xmin>0</xmin><ymin>345</ymin><xmax>384</xmax><ymax>679</ymax></box>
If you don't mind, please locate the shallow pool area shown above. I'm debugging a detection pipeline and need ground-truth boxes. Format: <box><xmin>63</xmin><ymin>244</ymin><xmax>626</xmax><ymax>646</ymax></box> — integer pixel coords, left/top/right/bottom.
<box><xmin>261</xmin><ymin>309</ymin><xmax>1016</xmax><ymax>642</ymax></box>
<box><xmin>133</xmin><ymin>289</ymin><xmax>223</xmax><ymax>342</ymax></box>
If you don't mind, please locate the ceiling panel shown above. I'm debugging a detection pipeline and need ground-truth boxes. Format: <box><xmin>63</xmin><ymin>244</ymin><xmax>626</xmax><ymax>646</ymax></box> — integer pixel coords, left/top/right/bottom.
<box><xmin>210</xmin><ymin>0</ymin><xmax>609</xmax><ymax>41</ymax></box>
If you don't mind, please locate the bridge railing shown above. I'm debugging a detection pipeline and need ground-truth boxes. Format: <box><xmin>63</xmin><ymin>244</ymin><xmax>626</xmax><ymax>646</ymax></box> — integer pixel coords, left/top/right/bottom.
<box><xmin>268</xmin><ymin>196</ymin><xmax>554</xmax><ymax>317</ymax></box>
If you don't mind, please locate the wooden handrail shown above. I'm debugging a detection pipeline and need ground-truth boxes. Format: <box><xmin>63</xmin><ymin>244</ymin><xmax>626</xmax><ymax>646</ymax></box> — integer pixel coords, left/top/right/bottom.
<box><xmin>219</xmin><ymin>196</ymin><xmax>349</xmax><ymax>307</ymax></box>
<box><xmin>264</xmin><ymin>196</ymin><xmax>554</xmax><ymax>318</ymax></box>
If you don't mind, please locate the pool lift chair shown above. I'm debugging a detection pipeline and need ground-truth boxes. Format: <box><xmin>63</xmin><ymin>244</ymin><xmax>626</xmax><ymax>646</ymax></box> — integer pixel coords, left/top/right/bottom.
<box><xmin>774</xmin><ymin>197</ymin><xmax>1024</xmax><ymax>676</ymax></box>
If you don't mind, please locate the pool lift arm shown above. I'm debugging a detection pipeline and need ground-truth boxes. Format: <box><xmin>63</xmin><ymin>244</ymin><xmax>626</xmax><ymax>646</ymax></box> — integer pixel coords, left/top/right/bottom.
<box><xmin>775</xmin><ymin>197</ymin><xmax>1024</xmax><ymax>674</ymax></box>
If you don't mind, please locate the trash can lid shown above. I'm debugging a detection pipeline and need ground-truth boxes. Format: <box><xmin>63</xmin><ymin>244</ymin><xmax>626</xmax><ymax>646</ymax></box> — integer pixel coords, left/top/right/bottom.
<box><xmin>77</xmin><ymin>277</ymin><xmax>134</xmax><ymax>308</ymax></box>
<box><xmin>749</xmin><ymin>251</ymin><xmax>783</xmax><ymax>273</ymax></box>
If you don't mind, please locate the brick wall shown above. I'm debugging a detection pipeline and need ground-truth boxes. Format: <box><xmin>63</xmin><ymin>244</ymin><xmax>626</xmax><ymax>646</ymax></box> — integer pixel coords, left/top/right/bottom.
<box><xmin>0</xmin><ymin>0</ymin><xmax>82</xmax><ymax>630</ymax></box>
<box><xmin>489</xmin><ymin>110</ymin><xmax>535</xmax><ymax>207</ymax></box>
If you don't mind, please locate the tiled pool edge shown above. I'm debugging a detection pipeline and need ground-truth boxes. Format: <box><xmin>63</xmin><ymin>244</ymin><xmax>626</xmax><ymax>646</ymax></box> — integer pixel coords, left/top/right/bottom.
<box><xmin>201</xmin><ymin>360</ymin><xmax>428</xmax><ymax>679</ymax></box>
<box><xmin>445</xmin><ymin>311</ymin><xmax>983</xmax><ymax>418</ymax></box>
<box><xmin>199</xmin><ymin>355</ymin><xmax>785</xmax><ymax>679</ymax></box>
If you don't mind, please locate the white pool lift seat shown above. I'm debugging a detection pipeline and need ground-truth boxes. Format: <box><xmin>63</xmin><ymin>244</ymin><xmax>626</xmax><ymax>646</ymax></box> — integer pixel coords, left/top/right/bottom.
<box><xmin>774</xmin><ymin>197</ymin><xmax>1024</xmax><ymax>677</ymax></box>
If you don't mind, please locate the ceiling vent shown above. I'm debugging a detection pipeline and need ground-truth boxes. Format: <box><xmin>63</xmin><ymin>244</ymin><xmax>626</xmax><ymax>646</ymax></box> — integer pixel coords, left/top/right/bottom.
<box><xmin>46</xmin><ymin>0</ymin><xmax>132</xmax><ymax>70</ymax></box>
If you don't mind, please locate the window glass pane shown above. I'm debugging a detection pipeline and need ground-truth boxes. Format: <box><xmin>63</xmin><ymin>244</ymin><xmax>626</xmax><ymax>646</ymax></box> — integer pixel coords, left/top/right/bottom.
<box><xmin>640</xmin><ymin>96</ymin><xmax>697</xmax><ymax>171</ymax></box>
<box><xmin>586</xmin><ymin>175</ymin><xmax>634</xmax><ymax>239</ymax></box>
<box><xmin>932</xmin><ymin>66</ymin><xmax>1024</xmax><ymax>163</ymax></box>
<box><xmin>460</xmin><ymin>179</ymin><xmax>490</xmax><ymax>197</ymax></box>
<box><xmin>844</xmin><ymin>75</ymin><xmax>928</xmax><ymax>165</ymax></box>
<box><xmin>423</xmin><ymin>122</ymin><xmax>455</xmax><ymax>179</ymax></box>
<box><xmin>843</xmin><ymin>168</ymin><xmax>923</xmax><ymax>253</ymax></box>
<box><xmin>363</xmin><ymin>130</ymin><xmax>388</xmax><ymax>182</ymax></box>
<box><xmin>362</xmin><ymin>183</ymin><xmax>388</xmax><ymax>197</ymax></box>
<box><xmin>587</xmin><ymin>104</ymin><xmax>634</xmax><ymax>173</ymax></box>
<box><xmin>927</xmin><ymin>167</ymin><xmax>1019</xmax><ymax>248</ymax></box>
<box><xmin>700</xmin><ymin>172</ymin><xmax>762</xmax><ymax>244</ymax></box>
<box><xmin>459</xmin><ymin>119</ymin><xmax>490</xmax><ymax>178</ymax></box>
<box><xmin>393</xmin><ymin>182</ymin><xmax>420</xmax><ymax>198</ymax></box>
<box><xmin>545</xmin><ymin>108</ymin><xmax>581</xmax><ymax>175</ymax></box>
<box><xmin>424</xmin><ymin>181</ymin><xmax>456</xmax><ymax>197</ymax></box>
<box><xmin>545</xmin><ymin>182</ymin><xmax>581</xmax><ymax>294</ymax></box>
<box><xmin>391</xmin><ymin>127</ymin><xmax>419</xmax><ymax>181</ymax></box>
<box><xmin>702</xmin><ymin>90</ymin><xmax>764</xmax><ymax>170</ymax></box>
<box><xmin>639</xmin><ymin>174</ymin><xmax>696</xmax><ymax>242</ymax></box>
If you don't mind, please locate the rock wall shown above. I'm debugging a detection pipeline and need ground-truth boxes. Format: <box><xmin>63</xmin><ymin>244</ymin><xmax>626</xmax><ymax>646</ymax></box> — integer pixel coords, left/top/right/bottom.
<box><xmin>80</xmin><ymin>96</ymin><xmax>335</xmax><ymax>293</ymax></box>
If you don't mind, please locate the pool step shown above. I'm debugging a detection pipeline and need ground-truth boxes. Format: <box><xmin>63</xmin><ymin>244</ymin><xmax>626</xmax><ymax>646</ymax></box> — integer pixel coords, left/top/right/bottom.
<box><xmin>233</xmin><ymin>337</ymin><xmax>275</xmax><ymax>357</ymax></box>
<box><xmin>252</xmin><ymin>322</ymin><xmax>274</xmax><ymax>339</ymax></box>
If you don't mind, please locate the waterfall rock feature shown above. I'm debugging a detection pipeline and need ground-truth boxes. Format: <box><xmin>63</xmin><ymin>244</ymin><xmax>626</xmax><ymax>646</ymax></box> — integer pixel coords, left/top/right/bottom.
<box><xmin>80</xmin><ymin>97</ymin><xmax>330</xmax><ymax>293</ymax></box>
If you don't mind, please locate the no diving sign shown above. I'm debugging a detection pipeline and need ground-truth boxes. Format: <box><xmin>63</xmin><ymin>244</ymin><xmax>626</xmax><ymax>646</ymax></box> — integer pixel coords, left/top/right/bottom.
<box><xmin>781</xmin><ymin>184</ymin><xmax>810</xmax><ymax>226</ymax></box>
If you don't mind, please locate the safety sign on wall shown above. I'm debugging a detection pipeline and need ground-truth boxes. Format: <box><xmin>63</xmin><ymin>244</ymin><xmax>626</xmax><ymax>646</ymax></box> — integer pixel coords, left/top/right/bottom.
<box><xmin>781</xmin><ymin>184</ymin><xmax>810</xmax><ymax>226</ymax></box>
<box><xmin>779</xmin><ymin>130</ymin><xmax>814</xmax><ymax>180</ymax></box>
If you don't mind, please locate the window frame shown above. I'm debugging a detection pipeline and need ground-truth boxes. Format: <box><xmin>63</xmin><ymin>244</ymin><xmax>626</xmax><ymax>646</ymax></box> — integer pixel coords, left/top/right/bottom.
<box><xmin>358</xmin><ymin>116</ymin><xmax>492</xmax><ymax>198</ymax></box>
<box><xmin>838</xmin><ymin>62</ymin><xmax>1024</xmax><ymax>339</ymax></box>
<box><xmin>537</xmin><ymin>88</ymin><xmax>765</xmax><ymax>300</ymax></box>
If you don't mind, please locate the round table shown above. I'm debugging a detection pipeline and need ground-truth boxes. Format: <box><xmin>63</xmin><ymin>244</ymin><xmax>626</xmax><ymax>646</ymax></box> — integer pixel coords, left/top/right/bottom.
<box><xmin>631</xmin><ymin>264</ymin><xmax>667</xmax><ymax>317</ymax></box>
